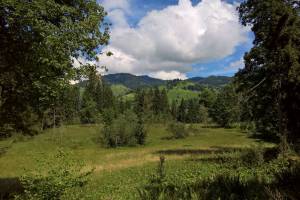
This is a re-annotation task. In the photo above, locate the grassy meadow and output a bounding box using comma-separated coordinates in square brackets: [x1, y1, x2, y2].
[0, 124, 274, 199]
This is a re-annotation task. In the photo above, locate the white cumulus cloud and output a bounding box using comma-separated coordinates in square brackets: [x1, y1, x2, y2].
[150, 70, 188, 80]
[224, 58, 244, 72]
[97, 0, 249, 79]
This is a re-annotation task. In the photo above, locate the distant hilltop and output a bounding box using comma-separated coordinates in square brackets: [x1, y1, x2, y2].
[101, 73, 232, 89]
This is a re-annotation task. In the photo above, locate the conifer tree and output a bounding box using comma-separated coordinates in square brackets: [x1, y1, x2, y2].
[177, 99, 187, 122]
[171, 100, 178, 120]
[160, 89, 170, 114]
[152, 87, 161, 115]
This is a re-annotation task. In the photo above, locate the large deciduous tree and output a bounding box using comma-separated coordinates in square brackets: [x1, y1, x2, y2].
[236, 0, 300, 143]
[0, 0, 109, 134]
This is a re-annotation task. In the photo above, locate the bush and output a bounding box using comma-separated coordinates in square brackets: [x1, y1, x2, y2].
[135, 119, 147, 145]
[240, 121, 256, 134]
[102, 111, 146, 147]
[240, 145, 265, 167]
[167, 121, 188, 139]
[16, 149, 92, 200]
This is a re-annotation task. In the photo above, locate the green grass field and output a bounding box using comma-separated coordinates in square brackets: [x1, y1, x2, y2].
[0, 124, 273, 199]
[111, 84, 131, 97]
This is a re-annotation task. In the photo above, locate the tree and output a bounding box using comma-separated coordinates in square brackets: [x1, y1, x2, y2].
[186, 99, 200, 123]
[102, 110, 146, 147]
[199, 104, 209, 126]
[134, 89, 146, 114]
[236, 0, 300, 142]
[160, 88, 169, 114]
[177, 99, 187, 122]
[152, 87, 161, 115]
[101, 83, 115, 110]
[212, 84, 239, 127]
[135, 118, 147, 145]
[198, 87, 218, 118]
[171, 100, 178, 120]
[0, 0, 109, 134]
[79, 90, 97, 124]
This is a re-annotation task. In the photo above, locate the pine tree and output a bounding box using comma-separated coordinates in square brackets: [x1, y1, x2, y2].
[171, 100, 178, 120]
[80, 91, 97, 124]
[135, 118, 147, 145]
[134, 89, 145, 114]
[152, 87, 161, 115]
[160, 89, 169, 114]
[199, 104, 209, 126]
[187, 99, 200, 123]
[102, 83, 115, 110]
[177, 99, 187, 122]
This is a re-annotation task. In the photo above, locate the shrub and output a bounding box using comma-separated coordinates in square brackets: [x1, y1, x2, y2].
[16, 149, 92, 200]
[240, 121, 256, 134]
[135, 119, 147, 145]
[240, 145, 265, 167]
[167, 121, 188, 139]
[102, 111, 146, 147]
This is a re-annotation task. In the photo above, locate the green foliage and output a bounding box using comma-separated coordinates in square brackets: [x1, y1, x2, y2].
[167, 121, 188, 139]
[17, 150, 92, 200]
[138, 156, 271, 200]
[133, 88, 170, 122]
[211, 84, 240, 127]
[103, 73, 165, 89]
[0, 0, 109, 134]
[236, 0, 300, 142]
[102, 111, 146, 147]
[135, 119, 147, 145]
[138, 150, 299, 200]
[0, 124, 273, 199]
[199, 104, 209, 125]
[240, 145, 265, 167]
[138, 156, 167, 200]
[79, 91, 98, 124]
[111, 84, 131, 97]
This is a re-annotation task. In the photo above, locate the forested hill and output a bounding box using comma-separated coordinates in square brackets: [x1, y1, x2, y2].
[188, 76, 232, 87]
[103, 73, 165, 89]
[101, 73, 232, 89]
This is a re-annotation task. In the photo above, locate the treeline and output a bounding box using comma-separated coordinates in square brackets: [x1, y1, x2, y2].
[133, 85, 240, 128]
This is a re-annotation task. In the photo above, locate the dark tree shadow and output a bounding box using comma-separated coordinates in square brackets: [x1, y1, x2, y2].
[0, 177, 24, 200]
[248, 133, 280, 143]
[155, 146, 244, 156]
[155, 146, 279, 162]
[0, 146, 9, 157]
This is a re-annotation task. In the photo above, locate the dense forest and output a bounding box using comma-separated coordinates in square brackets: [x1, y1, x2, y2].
[0, 0, 299, 199]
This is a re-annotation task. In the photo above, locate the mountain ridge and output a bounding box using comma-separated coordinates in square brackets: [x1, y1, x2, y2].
[103, 73, 232, 89]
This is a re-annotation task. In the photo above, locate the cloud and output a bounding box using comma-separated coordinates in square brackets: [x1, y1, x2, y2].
[101, 0, 131, 13]
[97, 0, 249, 79]
[225, 58, 244, 72]
[150, 70, 188, 80]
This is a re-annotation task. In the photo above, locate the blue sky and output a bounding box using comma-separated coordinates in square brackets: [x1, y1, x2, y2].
[97, 0, 253, 79]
